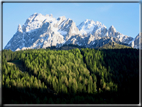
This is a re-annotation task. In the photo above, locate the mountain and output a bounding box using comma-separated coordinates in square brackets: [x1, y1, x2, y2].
[129, 33, 142, 49]
[4, 13, 141, 51]
[99, 41, 132, 49]
[47, 44, 86, 50]
[77, 19, 107, 37]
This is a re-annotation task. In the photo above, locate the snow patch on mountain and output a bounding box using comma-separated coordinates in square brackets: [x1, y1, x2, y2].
[77, 19, 107, 36]
[23, 13, 57, 33]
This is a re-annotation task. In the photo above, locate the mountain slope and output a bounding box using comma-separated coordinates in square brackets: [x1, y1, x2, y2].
[99, 41, 132, 49]
[129, 33, 142, 49]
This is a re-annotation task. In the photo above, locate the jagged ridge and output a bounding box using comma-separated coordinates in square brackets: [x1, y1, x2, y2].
[4, 13, 141, 51]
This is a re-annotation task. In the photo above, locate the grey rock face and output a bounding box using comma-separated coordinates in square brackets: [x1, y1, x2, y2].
[4, 13, 140, 51]
[130, 33, 142, 49]
[108, 25, 116, 36]
[58, 18, 80, 41]
[5, 26, 24, 51]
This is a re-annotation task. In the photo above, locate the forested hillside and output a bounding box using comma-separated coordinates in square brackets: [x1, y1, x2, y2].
[2, 48, 139, 104]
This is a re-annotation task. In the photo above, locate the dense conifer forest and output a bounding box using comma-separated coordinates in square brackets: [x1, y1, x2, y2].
[2, 47, 139, 104]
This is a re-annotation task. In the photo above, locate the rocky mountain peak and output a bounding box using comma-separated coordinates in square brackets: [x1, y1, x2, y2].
[49, 14, 53, 17]
[57, 16, 66, 21]
[84, 19, 94, 24]
[130, 33, 142, 49]
[108, 25, 116, 33]
[17, 24, 23, 33]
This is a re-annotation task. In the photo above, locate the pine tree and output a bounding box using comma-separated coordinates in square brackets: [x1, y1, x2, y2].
[93, 82, 97, 93]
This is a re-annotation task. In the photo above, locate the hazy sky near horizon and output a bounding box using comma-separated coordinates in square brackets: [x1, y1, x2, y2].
[3, 2, 139, 49]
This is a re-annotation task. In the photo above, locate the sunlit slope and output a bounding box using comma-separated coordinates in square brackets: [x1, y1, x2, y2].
[99, 41, 132, 49]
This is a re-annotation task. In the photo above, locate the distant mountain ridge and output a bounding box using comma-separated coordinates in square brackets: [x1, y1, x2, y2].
[4, 13, 141, 51]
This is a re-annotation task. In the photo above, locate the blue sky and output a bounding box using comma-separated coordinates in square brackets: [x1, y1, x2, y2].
[3, 3, 139, 49]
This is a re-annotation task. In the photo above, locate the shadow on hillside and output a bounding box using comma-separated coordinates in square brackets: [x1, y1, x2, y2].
[80, 48, 139, 104]
[7, 60, 26, 73]
[2, 84, 139, 104]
